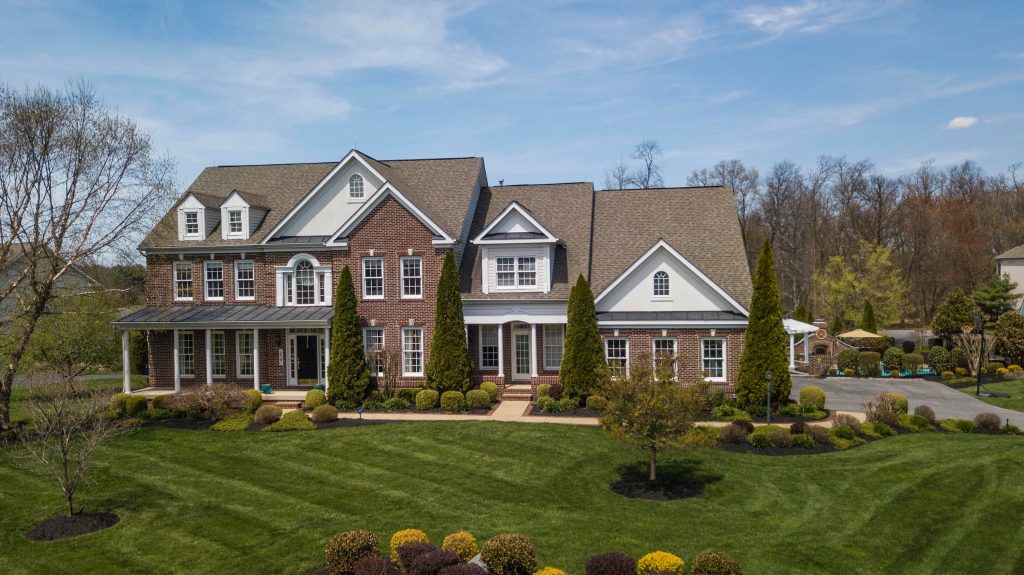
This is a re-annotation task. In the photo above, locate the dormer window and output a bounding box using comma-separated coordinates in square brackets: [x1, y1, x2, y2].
[349, 174, 364, 199]
[183, 210, 201, 239]
[653, 271, 670, 297]
[228, 210, 243, 235]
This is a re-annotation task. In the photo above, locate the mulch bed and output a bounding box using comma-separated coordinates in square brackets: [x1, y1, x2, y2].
[717, 440, 840, 456]
[338, 407, 495, 416]
[525, 406, 601, 418]
[26, 512, 119, 541]
[142, 418, 215, 430]
[610, 460, 722, 500]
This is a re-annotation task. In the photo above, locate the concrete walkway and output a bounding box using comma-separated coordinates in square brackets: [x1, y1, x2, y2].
[790, 375, 1024, 427]
[334, 400, 602, 426]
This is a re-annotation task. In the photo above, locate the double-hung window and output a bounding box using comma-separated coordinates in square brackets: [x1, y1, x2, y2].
[173, 261, 193, 301]
[178, 331, 195, 377]
[236, 331, 254, 377]
[363, 328, 385, 376]
[228, 210, 243, 235]
[702, 338, 726, 381]
[205, 261, 224, 300]
[401, 257, 422, 298]
[402, 328, 423, 376]
[362, 258, 383, 299]
[653, 337, 677, 373]
[479, 325, 499, 370]
[235, 260, 255, 300]
[183, 211, 200, 238]
[211, 331, 225, 378]
[543, 324, 564, 370]
[606, 338, 628, 375]
[495, 256, 536, 288]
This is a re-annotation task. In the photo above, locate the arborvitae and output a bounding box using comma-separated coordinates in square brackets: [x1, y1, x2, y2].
[861, 300, 878, 333]
[829, 314, 844, 336]
[560, 274, 605, 399]
[426, 251, 472, 392]
[327, 265, 370, 404]
[736, 241, 792, 408]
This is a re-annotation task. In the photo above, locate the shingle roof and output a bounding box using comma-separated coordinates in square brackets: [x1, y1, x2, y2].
[591, 187, 752, 309]
[461, 183, 594, 300]
[997, 244, 1024, 259]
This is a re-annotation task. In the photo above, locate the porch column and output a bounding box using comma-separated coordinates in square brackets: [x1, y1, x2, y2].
[253, 328, 261, 391]
[173, 329, 181, 393]
[789, 332, 796, 369]
[497, 323, 504, 379]
[803, 334, 809, 364]
[121, 330, 131, 394]
[205, 329, 213, 385]
[530, 323, 539, 377]
[323, 327, 331, 391]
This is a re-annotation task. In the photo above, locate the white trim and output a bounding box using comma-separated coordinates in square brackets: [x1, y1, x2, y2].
[287, 331, 323, 386]
[542, 324, 564, 371]
[173, 329, 181, 392]
[253, 328, 260, 390]
[401, 327, 424, 377]
[597, 320, 748, 328]
[173, 261, 194, 302]
[594, 239, 750, 316]
[205, 329, 213, 385]
[362, 327, 385, 377]
[497, 323, 504, 378]
[604, 336, 629, 376]
[652, 336, 677, 373]
[121, 331, 131, 393]
[478, 325, 499, 371]
[530, 323, 538, 377]
[471, 201, 559, 244]
[323, 327, 331, 393]
[236, 330, 255, 379]
[464, 314, 568, 325]
[325, 182, 455, 247]
[210, 330, 226, 379]
[361, 257, 385, 300]
[203, 260, 224, 301]
[511, 324, 532, 381]
[234, 260, 256, 300]
[701, 337, 727, 382]
[276, 254, 332, 306]
[400, 255, 423, 299]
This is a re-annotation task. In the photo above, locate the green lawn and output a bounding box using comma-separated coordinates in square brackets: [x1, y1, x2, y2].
[8, 375, 149, 424]
[2, 423, 1023, 575]
[941, 376, 1024, 412]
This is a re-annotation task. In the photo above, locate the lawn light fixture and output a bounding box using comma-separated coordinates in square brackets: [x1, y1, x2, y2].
[974, 310, 984, 396]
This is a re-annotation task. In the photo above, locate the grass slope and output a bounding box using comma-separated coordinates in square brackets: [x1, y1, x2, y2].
[942, 376, 1024, 412]
[8, 375, 148, 424]
[1, 423, 1023, 574]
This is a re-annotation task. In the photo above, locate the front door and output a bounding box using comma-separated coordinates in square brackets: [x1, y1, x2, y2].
[290, 334, 321, 386]
[512, 327, 531, 381]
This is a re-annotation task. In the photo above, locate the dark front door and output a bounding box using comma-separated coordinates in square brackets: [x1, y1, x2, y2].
[297, 335, 319, 384]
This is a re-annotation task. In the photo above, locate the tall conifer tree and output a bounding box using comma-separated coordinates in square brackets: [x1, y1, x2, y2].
[736, 241, 792, 408]
[861, 300, 878, 333]
[560, 274, 605, 399]
[328, 265, 370, 403]
[426, 251, 472, 392]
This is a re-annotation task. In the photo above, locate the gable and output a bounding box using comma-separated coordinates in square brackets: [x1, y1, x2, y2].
[473, 201, 558, 243]
[273, 157, 384, 238]
[491, 210, 539, 234]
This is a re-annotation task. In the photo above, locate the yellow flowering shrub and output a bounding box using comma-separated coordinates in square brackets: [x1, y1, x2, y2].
[390, 529, 429, 563]
[637, 551, 685, 575]
[534, 568, 567, 575]
[442, 531, 479, 562]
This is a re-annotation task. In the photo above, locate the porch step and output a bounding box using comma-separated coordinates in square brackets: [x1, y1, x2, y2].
[500, 384, 534, 401]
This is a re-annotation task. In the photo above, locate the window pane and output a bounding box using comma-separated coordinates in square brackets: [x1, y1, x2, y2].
[653, 271, 669, 296]
[543, 324, 563, 370]
[229, 210, 243, 233]
[235, 261, 254, 299]
[185, 211, 199, 235]
[205, 262, 223, 299]
[295, 261, 316, 305]
[364, 328, 385, 375]
[402, 257, 422, 297]
[178, 332, 195, 376]
[403, 328, 423, 375]
[174, 263, 193, 299]
[237, 331, 254, 376]
[211, 332, 225, 376]
[702, 339, 725, 379]
[606, 338, 627, 374]
[349, 174, 364, 198]
[480, 325, 499, 369]
[363, 258, 383, 297]
[653, 338, 677, 372]
[496, 257, 516, 287]
[517, 257, 536, 287]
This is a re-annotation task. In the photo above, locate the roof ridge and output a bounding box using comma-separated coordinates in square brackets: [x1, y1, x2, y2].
[488, 181, 592, 188]
[212, 161, 337, 168]
[598, 185, 728, 192]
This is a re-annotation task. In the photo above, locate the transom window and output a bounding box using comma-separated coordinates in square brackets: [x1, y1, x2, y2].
[211, 331, 225, 377]
[402, 328, 423, 376]
[184, 211, 200, 237]
[363, 328, 385, 376]
[235, 260, 255, 300]
[174, 261, 193, 300]
[237, 331, 254, 377]
[479, 325, 499, 370]
[282, 257, 328, 306]
[606, 338, 628, 375]
[702, 338, 726, 381]
[543, 324, 564, 370]
[401, 257, 422, 298]
[653, 270, 670, 297]
[349, 174, 364, 199]
[228, 210, 243, 234]
[495, 256, 537, 288]
[653, 337, 677, 373]
[205, 261, 224, 300]
[362, 257, 383, 299]
[178, 331, 195, 377]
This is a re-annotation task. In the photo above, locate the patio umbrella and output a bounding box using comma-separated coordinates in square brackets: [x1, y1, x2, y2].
[838, 328, 883, 339]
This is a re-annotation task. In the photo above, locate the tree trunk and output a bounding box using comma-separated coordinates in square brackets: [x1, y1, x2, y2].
[0, 292, 49, 430]
[66, 492, 75, 516]
[649, 447, 657, 481]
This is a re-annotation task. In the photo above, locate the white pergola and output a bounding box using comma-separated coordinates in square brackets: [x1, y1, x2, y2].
[783, 318, 819, 369]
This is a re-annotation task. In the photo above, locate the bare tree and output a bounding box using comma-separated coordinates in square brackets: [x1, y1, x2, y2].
[15, 379, 128, 515]
[687, 159, 761, 266]
[0, 81, 175, 430]
[627, 139, 663, 189]
[603, 159, 631, 190]
[369, 345, 403, 398]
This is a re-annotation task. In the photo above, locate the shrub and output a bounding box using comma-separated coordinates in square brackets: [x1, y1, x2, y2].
[391, 530, 430, 564]
[124, 396, 148, 416]
[536, 384, 551, 398]
[974, 412, 1002, 431]
[354, 556, 392, 575]
[768, 429, 793, 448]
[305, 389, 327, 409]
[362, 400, 387, 411]
[880, 392, 908, 414]
[791, 433, 815, 449]
[586, 395, 608, 412]
[691, 550, 743, 575]
[398, 543, 439, 574]
[866, 421, 895, 437]
[1003, 423, 1022, 435]
[440, 391, 466, 412]
[547, 383, 564, 400]
[887, 370, 900, 378]
[805, 425, 829, 444]
[941, 371, 955, 379]
[951, 347, 969, 370]
[982, 361, 1005, 375]
[731, 419, 755, 434]
[913, 404, 937, 424]
[833, 414, 862, 434]
[110, 392, 130, 414]
[900, 353, 922, 374]
[718, 423, 748, 443]
[410, 550, 459, 575]
[534, 396, 554, 411]
[897, 413, 933, 432]
[789, 421, 807, 434]
[940, 418, 975, 433]
[325, 530, 380, 575]
[747, 430, 770, 448]
[637, 551, 685, 575]
[584, 552, 636, 575]
[254, 404, 283, 424]
[152, 394, 174, 410]
[440, 565, 488, 575]
[261, 410, 315, 432]
[397, 388, 421, 404]
[385, 397, 411, 411]
[466, 390, 491, 410]
[828, 367, 838, 376]
[480, 533, 536, 575]
[241, 389, 263, 413]
[479, 382, 498, 402]
[311, 404, 339, 423]
[831, 425, 856, 440]
[798, 386, 826, 410]
[882, 347, 904, 372]
[837, 348, 859, 371]
[1010, 364, 1023, 373]
[997, 367, 1010, 377]
[927, 346, 951, 373]
[211, 411, 253, 431]
[168, 384, 247, 419]
[954, 367, 968, 376]
[534, 568, 567, 575]
[857, 351, 881, 377]
[416, 389, 439, 410]
[441, 532, 478, 562]
[711, 404, 750, 422]
[557, 397, 577, 411]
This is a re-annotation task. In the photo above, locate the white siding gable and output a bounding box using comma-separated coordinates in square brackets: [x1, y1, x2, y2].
[218, 192, 267, 241]
[998, 258, 1024, 311]
[275, 160, 384, 237]
[177, 195, 207, 241]
[491, 210, 541, 234]
[482, 245, 550, 294]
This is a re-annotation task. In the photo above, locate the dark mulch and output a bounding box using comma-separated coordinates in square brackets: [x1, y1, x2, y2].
[142, 418, 214, 430]
[339, 407, 495, 416]
[525, 405, 601, 418]
[26, 512, 119, 541]
[718, 440, 839, 456]
[609, 460, 722, 500]
[314, 418, 400, 430]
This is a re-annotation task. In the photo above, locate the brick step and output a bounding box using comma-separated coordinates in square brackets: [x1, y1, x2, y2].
[500, 384, 534, 401]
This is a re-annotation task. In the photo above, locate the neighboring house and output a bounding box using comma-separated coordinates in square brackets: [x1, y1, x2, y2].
[113, 150, 752, 395]
[0, 242, 97, 311]
[996, 245, 1024, 311]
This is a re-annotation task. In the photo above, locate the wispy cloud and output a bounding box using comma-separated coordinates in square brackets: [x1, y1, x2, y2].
[733, 0, 902, 37]
[946, 116, 978, 129]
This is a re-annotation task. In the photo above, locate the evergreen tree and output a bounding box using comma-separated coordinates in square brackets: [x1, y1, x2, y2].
[861, 300, 878, 333]
[327, 265, 371, 404]
[973, 273, 1019, 321]
[560, 274, 605, 399]
[792, 304, 811, 324]
[426, 251, 472, 392]
[932, 288, 980, 342]
[828, 313, 844, 336]
[736, 241, 792, 408]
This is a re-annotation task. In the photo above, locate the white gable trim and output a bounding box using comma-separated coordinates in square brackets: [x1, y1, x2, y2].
[471, 201, 558, 244]
[325, 183, 455, 247]
[220, 190, 250, 208]
[260, 150, 389, 245]
[594, 240, 749, 316]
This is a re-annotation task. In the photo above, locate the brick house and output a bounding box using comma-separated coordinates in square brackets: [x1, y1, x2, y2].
[114, 150, 752, 397]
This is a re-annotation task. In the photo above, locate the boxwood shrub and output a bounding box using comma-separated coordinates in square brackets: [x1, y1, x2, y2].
[927, 346, 951, 373]
[536, 383, 551, 398]
[254, 404, 283, 424]
[690, 550, 742, 575]
[311, 404, 339, 423]
[837, 348, 859, 371]
[480, 533, 536, 575]
[585, 395, 608, 412]
[791, 433, 815, 449]
[390, 529, 430, 564]
[465, 390, 491, 410]
[857, 351, 881, 377]
[440, 391, 466, 412]
[441, 531, 478, 562]
[210, 411, 253, 432]
[354, 556, 391, 575]
[152, 393, 175, 410]
[901, 353, 924, 374]
[584, 552, 636, 575]
[397, 388, 420, 404]
[798, 386, 826, 411]
[384, 397, 411, 411]
[125, 396, 148, 416]
[416, 389, 439, 410]
[479, 381, 498, 402]
[305, 389, 327, 409]
[242, 389, 263, 413]
[325, 530, 380, 575]
[747, 430, 770, 448]
[260, 410, 315, 432]
[940, 418, 975, 433]
[547, 383, 564, 400]
[882, 347, 904, 372]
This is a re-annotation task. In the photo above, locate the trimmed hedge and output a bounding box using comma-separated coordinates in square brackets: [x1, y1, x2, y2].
[901, 353, 924, 374]
[882, 347, 904, 372]
[837, 348, 859, 371]
[857, 351, 881, 377]
[210, 411, 253, 432]
[637, 552, 685, 575]
[391, 529, 430, 564]
[585, 395, 608, 412]
[260, 410, 315, 432]
[479, 382, 498, 402]
[254, 404, 283, 424]
[397, 388, 420, 404]
[798, 386, 826, 410]
[440, 391, 466, 412]
[409, 550, 459, 575]
[466, 390, 491, 410]
[441, 532, 478, 562]
[584, 552, 636, 575]
[480, 533, 536, 575]
[691, 551, 743, 575]
[416, 390, 439, 410]
[311, 404, 339, 423]
[305, 389, 328, 409]
[125, 396, 149, 416]
[927, 346, 951, 373]
[325, 530, 380, 575]
[975, 412, 1002, 430]
[152, 394, 174, 410]
[110, 392, 130, 414]
[536, 383, 551, 398]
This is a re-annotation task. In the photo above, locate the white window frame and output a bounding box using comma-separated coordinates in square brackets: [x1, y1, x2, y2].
[349, 174, 365, 199]
[605, 338, 628, 376]
[282, 258, 330, 306]
[362, 257, 384, 300]
[183, 210, 201, 239]
[401, 256, 422, 299]
[234, 260, 255, 300]
[402, 327, 424, 376]
[701, 338, 726, 382]
[173, 261, 193, 301]
[494, 255, 537, 289]
[653, 270, 670, 298]
[236, 331, 254, 378]
[211, 331, 226, 378]
[653, 337, 678, 373]
[204, 260, 224, 301]
[363, 328, 385, 376]
[178, 331, 195, 377]
[479, 325, 499, 370]
[543, 324, 564, 371]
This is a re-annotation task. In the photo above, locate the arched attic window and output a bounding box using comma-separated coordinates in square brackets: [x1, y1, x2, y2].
[349, 174, 364, 199]
[653, 270, 670, 297]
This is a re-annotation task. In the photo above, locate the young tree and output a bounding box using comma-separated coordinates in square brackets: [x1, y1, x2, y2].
[932, 288, 980, 343]
[25, 292, 120, 381]
[861, 300, 878, 333]
[973, 273, 1019, 321]
[426, 251, 471, 393]
[812, 240, 908, 328]
[599, 354, 705, 481]
[16, 380, 127, 516]
[327, 265, 370, 404]
[737, 241, 792, 408]
[560, 275, 605, 399]
[0, 81, 174, 430]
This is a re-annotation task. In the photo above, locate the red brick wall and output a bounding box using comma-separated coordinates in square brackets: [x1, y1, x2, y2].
[600, 328, 745, 393]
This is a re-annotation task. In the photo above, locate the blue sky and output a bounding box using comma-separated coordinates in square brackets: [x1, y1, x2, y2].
[3, 0, 1022, 188]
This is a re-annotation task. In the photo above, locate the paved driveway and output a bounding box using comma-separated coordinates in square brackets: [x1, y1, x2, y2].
[790, 374, 1024, 427]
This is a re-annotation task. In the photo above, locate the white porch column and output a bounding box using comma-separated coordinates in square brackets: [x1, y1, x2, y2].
[253, 328, 261, 391]
[173, 329, 181, 393]
[323, 327, 331, 391]
[205, 329, 213, 385]
[789, 332, 796, 369]
[530, 323, 539, 377]
[121, 331, 131, 394]
[803, 334, 809, 364]
[497, 323, 504, 379]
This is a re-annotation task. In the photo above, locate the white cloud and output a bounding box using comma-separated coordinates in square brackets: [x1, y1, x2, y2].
[733, 0, 901, 37]
[946, 116, 978, 129]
